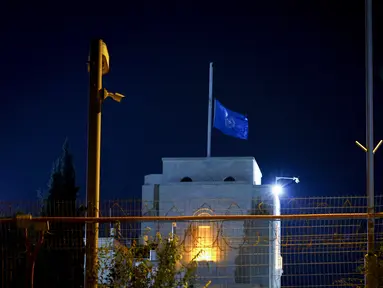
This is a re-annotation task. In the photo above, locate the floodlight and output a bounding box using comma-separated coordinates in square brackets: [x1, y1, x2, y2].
[272, 185, 283, 195]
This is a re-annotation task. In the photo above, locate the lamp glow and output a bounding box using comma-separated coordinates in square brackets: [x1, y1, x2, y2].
[272, 185, 283, 195]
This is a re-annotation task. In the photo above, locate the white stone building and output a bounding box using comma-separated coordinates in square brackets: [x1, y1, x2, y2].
[141, 157, 282, 288]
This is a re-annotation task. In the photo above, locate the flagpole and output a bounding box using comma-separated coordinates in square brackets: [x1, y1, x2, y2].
[207, 62, 213, 157]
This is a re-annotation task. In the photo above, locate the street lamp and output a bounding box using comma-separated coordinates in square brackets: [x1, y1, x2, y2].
[275, 176, 300, 184]
[272, 185, 283, 196]
[272, 176, 300, 196]
[269, 176, 300, 287]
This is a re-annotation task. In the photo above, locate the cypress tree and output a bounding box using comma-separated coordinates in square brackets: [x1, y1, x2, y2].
[35, 139, 85, 288]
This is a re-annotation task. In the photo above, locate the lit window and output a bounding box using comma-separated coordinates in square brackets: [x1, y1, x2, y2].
[192, 225, 216, 262]
[191, 211, 219, 262]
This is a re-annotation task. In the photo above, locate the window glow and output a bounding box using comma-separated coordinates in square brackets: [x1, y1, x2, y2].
[192, 225, 217, 262]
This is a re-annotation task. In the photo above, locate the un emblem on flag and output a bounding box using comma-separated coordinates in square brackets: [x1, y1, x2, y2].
[225, 116, 236, 128]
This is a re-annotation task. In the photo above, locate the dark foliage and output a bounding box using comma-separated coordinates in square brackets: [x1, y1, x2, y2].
[34, 139, 85, 288]
[336, 243, 383, 287]
[0, 220, 27, 288]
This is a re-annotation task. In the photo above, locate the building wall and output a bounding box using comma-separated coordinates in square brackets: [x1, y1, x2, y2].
[161, 157, 262, 184]
[141, 157, 281, 288]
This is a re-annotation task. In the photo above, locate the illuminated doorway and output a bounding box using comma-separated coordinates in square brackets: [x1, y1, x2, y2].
[191, 209, 220, 262]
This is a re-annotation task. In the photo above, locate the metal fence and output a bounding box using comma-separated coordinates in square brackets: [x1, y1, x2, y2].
[1, 196, 383, 287]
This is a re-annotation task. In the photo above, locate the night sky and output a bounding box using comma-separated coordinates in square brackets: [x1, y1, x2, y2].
[1, 1, 383, 202]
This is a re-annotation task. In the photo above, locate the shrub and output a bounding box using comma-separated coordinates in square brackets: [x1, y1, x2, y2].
[97, 231, 198, 287]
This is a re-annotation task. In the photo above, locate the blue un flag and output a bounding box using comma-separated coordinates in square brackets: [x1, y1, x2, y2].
[213, 99, 248, 140]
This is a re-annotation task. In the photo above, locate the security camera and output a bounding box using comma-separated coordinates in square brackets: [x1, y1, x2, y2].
[293, 177, 300, 184]
[101, 89, 125, 103]
[110, 92, 125, 103]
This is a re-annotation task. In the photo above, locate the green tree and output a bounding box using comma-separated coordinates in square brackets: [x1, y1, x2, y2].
[98, 232, 198, 287]
[35, 139, 85, 288]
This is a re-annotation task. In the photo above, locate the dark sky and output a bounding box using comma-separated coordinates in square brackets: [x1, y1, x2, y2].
[1, 1, 383, 201]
